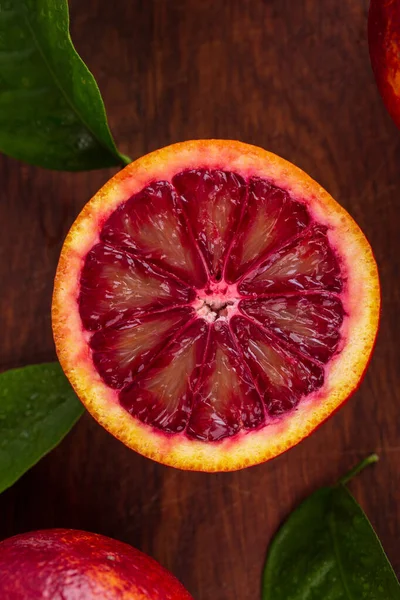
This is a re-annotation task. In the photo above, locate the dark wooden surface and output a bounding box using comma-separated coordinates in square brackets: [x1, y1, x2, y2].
[1, 1, 399, 598]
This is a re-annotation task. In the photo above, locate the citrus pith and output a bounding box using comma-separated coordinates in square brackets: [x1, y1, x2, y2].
[52, 140, 380, 472]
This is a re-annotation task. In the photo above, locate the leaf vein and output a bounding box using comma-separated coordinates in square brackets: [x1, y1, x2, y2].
[18, 3, 121, 162]
[328, 510, 354, 600]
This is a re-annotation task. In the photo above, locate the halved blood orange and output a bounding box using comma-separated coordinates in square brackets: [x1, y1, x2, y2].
[52, 140, 380, 472]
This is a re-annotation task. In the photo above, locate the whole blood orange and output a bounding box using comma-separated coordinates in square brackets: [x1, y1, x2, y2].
[0, 529, 192, 599]
[52, 140, 380, 471]
[369, 0, 400, 129]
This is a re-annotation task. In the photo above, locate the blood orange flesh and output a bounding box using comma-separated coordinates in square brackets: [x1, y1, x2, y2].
[53, 140, 380, 471]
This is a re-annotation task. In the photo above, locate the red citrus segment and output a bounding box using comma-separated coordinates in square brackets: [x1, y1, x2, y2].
[231, 316, 324, 416]
[79, 243, 195, 330]
[239, 294, 344, 363]
[225, 177, 310, 283]
[172, 169, 246, 280]
[90, 308, 193, 388]
[186, 322, 265, 441]
[120, 319, 208, 433]
[239, 226, 342, 295]
[101, 181, 207, 287]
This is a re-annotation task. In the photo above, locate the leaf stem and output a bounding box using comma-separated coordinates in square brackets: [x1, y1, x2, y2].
[338, 453, 379, 486]
[119, 153, 132, 166]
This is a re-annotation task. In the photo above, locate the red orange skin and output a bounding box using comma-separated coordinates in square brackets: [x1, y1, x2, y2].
[0, 529, 193, 600]
[369, 0, 400, 128]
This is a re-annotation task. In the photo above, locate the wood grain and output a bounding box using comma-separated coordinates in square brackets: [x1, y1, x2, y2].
[0, 1, 399, 598]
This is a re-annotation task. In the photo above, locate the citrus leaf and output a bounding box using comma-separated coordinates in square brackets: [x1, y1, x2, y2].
[0, 0, 130, 170]
[263, 455, 400, 600]
[0, 362, 84, 494]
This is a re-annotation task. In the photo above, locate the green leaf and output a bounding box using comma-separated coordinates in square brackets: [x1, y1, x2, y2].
[0, 0, 130, 170]
[0, 362, 84, 493]
[263, 455, 400, 600]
